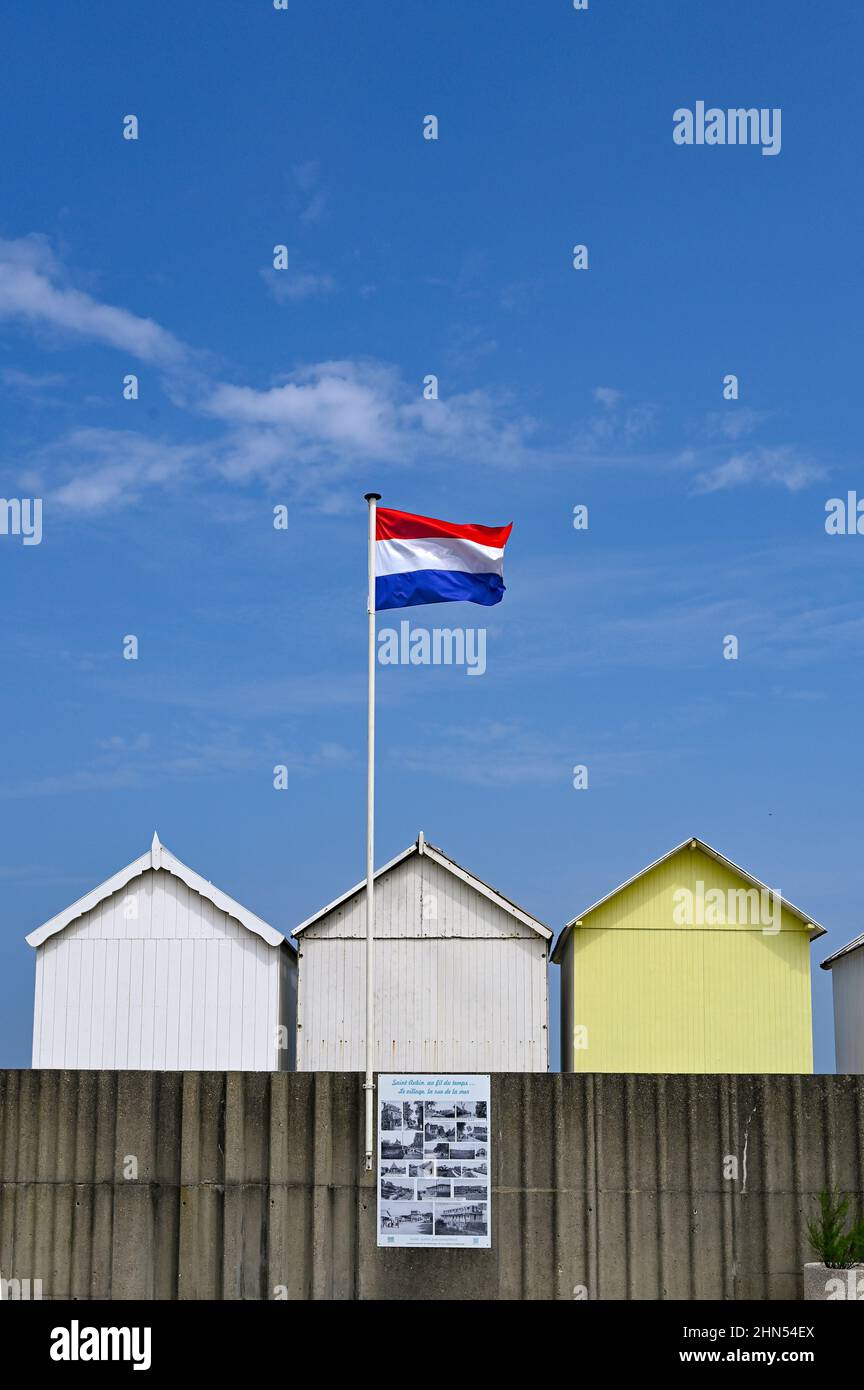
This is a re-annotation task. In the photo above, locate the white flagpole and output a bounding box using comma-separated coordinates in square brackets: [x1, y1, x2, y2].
[363, 491, 381, 1171]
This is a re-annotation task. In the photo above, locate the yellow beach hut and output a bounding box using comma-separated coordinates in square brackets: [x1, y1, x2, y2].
[552, 836, 825, 1074]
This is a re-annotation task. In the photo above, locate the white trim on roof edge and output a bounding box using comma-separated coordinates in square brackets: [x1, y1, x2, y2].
[292, 833, 552, 940]
[551, 835, 825, 963]
[820, 932, 864, 969]
[25, 832, 285, 949]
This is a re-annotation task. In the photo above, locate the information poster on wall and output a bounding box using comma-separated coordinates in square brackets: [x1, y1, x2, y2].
[377, 1074, 492, 1249]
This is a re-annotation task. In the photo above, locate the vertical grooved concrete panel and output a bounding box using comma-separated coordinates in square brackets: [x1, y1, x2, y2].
[2, 1071, 864, 1300]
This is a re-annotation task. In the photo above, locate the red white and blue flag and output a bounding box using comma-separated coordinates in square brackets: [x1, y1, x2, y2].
[375, 507, 513, 611]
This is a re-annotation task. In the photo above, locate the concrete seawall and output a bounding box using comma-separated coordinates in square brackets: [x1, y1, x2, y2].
[1, 1070, 862, 1299]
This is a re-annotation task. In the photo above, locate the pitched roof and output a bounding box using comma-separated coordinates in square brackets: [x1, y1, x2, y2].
[292, 832, 552, 940]
[25, 832, 284, 949]
[820, 932, 864, 970]
[551, 835, 825, 963]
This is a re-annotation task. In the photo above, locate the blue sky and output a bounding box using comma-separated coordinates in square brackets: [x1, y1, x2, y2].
[1, 1, 862, 1070]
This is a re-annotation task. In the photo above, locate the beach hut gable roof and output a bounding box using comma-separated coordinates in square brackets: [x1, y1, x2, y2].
[292, 832, 552, 941]
[551, 835, 825, 963]
[25, 832, 284, 949]
[820, 931, 864, 970]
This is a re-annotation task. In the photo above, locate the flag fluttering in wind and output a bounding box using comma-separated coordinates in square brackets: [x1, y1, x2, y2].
[360, 494, 513, 1171]
[374, 507, 513, 611]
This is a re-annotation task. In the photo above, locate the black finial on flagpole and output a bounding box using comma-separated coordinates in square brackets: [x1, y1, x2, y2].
[365, 492, 382, 501]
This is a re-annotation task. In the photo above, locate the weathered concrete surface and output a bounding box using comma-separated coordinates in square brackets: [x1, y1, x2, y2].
[1, 1071, 863, 1300]
[803, 1262, 864, 1300]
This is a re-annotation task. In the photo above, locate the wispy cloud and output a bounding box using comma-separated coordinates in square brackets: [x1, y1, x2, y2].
[391, 718, 665, 789]
[0, 724, 355, 800]
[691, 445, 823, 493]
[92, 672, 365, 720]
[3, 236, 831, 516]
[577, 389, 656, 450]
[260, 266, 336, 302]
[203, 359, 543, 478]
[1, 366, 67, 394]
[206, 360, 397, 443]
[292, 161, 328, 223]
[444, 324, 499, 373]
[0, 235, 188, 367]
[507, 542, 864, 675]
[35, 428, 205, 512]
[703, 407, 773, 441]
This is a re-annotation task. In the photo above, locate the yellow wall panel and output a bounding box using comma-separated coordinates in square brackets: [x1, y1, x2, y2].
[564, 845, 815, 1073]
[579, 845, 807, 934]
[701, 930, 812, 1072]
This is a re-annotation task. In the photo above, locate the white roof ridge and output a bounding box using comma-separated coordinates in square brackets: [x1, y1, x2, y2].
[552, 835, 825, 963]
[25, 838, 284, 949]
[820, 930, 864, 969]
[292, 834, 551, 940]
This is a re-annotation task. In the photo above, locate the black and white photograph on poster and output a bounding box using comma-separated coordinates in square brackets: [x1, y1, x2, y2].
[380, 1204, 434, 1236]
[456, 1121, 487, 1143]
[424, 1120, 456, 1143]
[378, 1075, 492, 1249]
[453, 1182, 487, 1201]
[381, 1103, 402, 1132]
[434, 1203, 488, 1238]
[408, 1160, 434, 1178]
[404, 1131, 424, 1158]
[450, 1145, 476, 1161]
[417, 1179, 451, 1200]
[381, 1177, 415, 1201]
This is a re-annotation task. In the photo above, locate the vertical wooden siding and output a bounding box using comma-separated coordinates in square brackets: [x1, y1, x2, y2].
[831, 951, 864, 1072]
[565, 846, 814, 1074]
[32, 871, 289, 1071]
[297, 855, 548, 1071]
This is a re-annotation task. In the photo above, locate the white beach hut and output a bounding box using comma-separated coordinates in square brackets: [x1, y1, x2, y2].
[293, 832, 551, 1073]
[821, 933, 864, 1073]
[26, 833, 296, 1071]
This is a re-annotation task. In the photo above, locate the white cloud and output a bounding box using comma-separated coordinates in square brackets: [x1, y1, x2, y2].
[261, 267, 336, 302]
[43, 428, 204, 512]
[204, 360, 541, 477]
[100, 672, 364, 719]
[0, 723, 354, 799]
[1, 367, 67, 392]
[292, 161, 327, 222]
[0, 235, 188, 366]
[3, 236, 823, 514]
[704, 407, 772, 441]
[293, 161, 319, 192]
[29, 358, 541, 512]
[206, 360, 397, 447]
[692, 446, 823, 494]
[392, 718, 663, 789]
[300, 193, 327, 224]
[579, 390, 656, 449]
